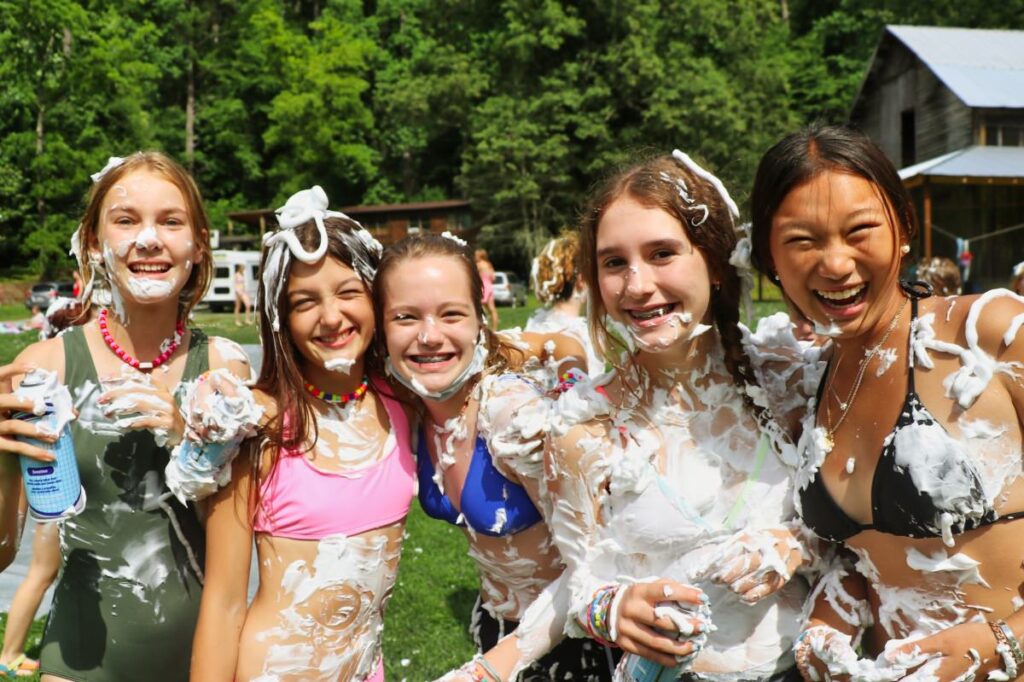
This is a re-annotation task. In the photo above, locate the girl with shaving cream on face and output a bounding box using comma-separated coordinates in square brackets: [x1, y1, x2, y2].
[752, 126, 1024, 680]
[0, 152, 251, 682]
[191, 188, 415, 681]
[372, 234, 618, 680]
[526, 233, 604, 377]
[534, 152, 819, 681]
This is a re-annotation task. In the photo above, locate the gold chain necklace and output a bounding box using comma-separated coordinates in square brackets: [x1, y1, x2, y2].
[823, 297, 908, 452]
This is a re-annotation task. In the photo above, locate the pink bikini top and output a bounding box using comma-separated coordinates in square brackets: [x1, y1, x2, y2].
[252, 384, 416, 540]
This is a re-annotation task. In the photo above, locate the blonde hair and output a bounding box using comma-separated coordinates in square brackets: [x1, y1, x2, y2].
[530, 233, 579, 305]
[74, 151, 213, 320]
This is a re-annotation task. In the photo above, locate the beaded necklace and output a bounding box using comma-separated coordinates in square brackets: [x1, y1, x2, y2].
[304, 376, 369, 404]
[99, 307, 185, 371]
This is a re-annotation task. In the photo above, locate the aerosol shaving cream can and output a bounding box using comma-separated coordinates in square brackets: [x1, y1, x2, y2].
[617, 654, 688, 682]
[13, 370, 86, 521]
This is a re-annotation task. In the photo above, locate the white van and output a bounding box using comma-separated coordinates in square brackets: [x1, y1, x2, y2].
[203, 250, 261, 312]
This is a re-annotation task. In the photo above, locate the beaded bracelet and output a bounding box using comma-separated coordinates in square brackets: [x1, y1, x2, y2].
[555, 369, 584, 393]
[990, 620, 1020, 678]
[580, 584, 618, 646]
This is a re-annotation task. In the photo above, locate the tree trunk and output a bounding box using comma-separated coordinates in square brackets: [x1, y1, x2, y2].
[36, 103, 45, 224]
[186, 56, 195, 172]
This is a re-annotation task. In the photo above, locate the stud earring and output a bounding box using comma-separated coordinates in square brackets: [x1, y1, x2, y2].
[900, 244, 910, 255]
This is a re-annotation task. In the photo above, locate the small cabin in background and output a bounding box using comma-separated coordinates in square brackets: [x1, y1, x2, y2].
[223, 199, 474, 249]
[849, 25, 1024, 290]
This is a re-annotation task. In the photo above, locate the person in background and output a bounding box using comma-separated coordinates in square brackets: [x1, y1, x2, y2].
[233, 264, 253, 326]
[915, 256, 961, 296]
[0, 494, 56, 678]
[526, 233, 604, 377]
[475, 248, 500, 330]
[24, 308, 44, 332]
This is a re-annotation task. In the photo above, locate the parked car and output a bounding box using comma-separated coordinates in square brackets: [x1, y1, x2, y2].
[492, 271, 527, 307]
[202, 250, 261, 312]
[25, 281, 75, 310]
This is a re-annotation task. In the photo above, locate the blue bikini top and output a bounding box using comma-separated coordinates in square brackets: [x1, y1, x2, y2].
[416, 429, 542, 537]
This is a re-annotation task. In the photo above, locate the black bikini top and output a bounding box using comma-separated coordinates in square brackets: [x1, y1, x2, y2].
[799, 293, 1022, 543]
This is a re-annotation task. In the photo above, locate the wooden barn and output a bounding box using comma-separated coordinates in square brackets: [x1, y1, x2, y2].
[223, 199, 474, 249]
[849, 25, 1024, 290]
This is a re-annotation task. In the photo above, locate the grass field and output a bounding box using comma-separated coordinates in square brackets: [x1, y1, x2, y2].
[0, 295, 788, 680]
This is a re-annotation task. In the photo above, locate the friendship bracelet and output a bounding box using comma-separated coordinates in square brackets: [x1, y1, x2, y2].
[580, 584, 618, 646]
[996, 620, 1024, 666]
[990, 620, 1019, 678]
[607, 584, 627, 645]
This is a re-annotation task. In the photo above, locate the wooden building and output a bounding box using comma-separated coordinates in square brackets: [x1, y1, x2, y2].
[849, 25, 1024, 289]
[224, 199, 474, 248]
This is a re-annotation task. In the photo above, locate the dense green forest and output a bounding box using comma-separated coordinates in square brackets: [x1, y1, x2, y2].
[1, 0, 1021, 275]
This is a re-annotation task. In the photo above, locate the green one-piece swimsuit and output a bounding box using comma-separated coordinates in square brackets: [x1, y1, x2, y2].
[39, 326, 208, 681]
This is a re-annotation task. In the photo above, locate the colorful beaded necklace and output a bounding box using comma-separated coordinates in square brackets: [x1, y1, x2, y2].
[99, 307, 185, 371]
[304, 376, 369, 404]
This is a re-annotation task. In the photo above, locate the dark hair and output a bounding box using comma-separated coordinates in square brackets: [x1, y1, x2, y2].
[372, 234, 524, 377]
[251, 217, 384, 516]
[74, 151, 214, 321]
[578, 153, 763, 417]
[749, 124, 917, 278]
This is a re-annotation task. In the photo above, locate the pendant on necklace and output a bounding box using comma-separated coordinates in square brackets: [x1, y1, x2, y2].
[823, 431, 835, 453]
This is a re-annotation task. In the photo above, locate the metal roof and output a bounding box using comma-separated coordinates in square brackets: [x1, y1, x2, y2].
[899, 145, 1024, 181]
[887, 25, 1024, 108]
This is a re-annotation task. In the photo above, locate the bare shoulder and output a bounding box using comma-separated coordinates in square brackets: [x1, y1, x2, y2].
[13, 337, 65, 379]
[206, 335, 253, 381]
[520, 330, 585, 361]
[251, 387, 279, 425]
[930, 291, 1024, 357]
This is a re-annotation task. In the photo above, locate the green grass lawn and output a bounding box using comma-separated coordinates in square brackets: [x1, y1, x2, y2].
[0, 304, 29, 322]
[0, 296, 792, 680]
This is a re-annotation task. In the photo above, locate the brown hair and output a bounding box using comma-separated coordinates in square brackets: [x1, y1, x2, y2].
[578, 153, 763, 416]
[531, 233, 579, 305]
[251, 217, 385, 516]
[750, 124, 917, 280]
[373, 234, 524, 378]
[915, 256, 961, 296]
[73, 151, 213, 320]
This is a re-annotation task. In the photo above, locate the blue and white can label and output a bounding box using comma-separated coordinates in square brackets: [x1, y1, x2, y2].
[14, 372, 86, 522]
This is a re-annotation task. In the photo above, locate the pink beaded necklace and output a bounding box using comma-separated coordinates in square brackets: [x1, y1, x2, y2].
[99, 308, 185, 371]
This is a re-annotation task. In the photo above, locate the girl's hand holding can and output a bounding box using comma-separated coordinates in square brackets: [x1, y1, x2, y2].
[0, 363, 57, 462]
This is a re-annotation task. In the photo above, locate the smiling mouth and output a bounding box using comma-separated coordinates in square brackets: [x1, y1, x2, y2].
[129, 263, 171, 274]
[316, 328, 356, 348]
[628, 303, 677, 322]
[409, 353, 455, 365]
[814, 284, 867, 309]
